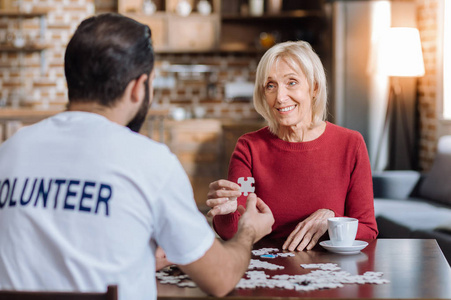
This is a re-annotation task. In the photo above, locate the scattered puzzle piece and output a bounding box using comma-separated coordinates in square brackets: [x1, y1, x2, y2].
[260, 254, 277, 259]
[248, 259, 285, 270]
[237, 177, 255, 196]
[277, 252, 295, 257]
[252, 248, 279, 256]
[301, 263, 342, 271]
[156, 249, 390, 291]
[252, 247, 295, 258]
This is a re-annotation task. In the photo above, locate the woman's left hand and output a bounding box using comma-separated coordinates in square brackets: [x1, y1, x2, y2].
[282, 209, 335, 251]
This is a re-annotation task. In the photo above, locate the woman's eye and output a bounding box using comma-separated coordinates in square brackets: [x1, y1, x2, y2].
[265, 83, 275, 90]
[288, 81, 297, 86]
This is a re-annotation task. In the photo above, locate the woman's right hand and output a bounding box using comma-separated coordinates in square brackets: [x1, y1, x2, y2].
[206, 179, 242, 218]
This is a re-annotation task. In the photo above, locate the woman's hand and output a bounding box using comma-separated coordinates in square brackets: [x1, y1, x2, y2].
[206, 179, 242, 218]
[282, 209, 335, 251]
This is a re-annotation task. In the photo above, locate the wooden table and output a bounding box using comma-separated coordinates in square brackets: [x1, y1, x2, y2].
[157, 238, 451, 299]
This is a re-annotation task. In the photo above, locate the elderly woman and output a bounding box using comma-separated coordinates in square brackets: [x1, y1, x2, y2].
[207, 41, 378, 251]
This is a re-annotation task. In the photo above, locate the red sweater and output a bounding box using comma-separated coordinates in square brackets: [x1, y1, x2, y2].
[213, 122, 378, 240]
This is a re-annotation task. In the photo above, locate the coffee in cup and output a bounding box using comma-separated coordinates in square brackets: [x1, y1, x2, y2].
[327, 217, 358, 247]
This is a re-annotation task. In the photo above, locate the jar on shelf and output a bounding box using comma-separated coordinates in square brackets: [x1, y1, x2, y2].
[143, 0, 157, 15]
[176, 0, 192, 16]
[197, 0, 211, 15]
[249, 0, 264, 16]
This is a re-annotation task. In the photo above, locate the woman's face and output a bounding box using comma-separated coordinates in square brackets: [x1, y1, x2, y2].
[264, 58, 313, 129]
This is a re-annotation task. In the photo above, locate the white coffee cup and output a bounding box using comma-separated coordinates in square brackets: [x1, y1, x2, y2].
[327, 217, 358, 247]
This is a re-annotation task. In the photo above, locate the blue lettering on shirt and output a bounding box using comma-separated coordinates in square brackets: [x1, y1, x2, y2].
[53, 179, 66, 209]
[64, 180, 80, 210]
[34, 178, 53, 208]
[79, 181, 95, 213]
[96, 184, 112, 216]
[9, 178, 18, 207]
[0, 179, 10, 208]
[0, 177, 112, 217]
[20, 178, 37, 206]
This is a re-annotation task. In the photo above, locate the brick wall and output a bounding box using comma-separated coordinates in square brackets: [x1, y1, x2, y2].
[153, 52, 262, 121]
[417, 0, 438, 171]
[0, 0, 94, 109]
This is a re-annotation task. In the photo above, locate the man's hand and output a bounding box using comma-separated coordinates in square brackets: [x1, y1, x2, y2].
[282, 208, 334, 251]
[206, 179, 242, 218]
[236, 193, 274, 244]
[155, 246, 172, 271]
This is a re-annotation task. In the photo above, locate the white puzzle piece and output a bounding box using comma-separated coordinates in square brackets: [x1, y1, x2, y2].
[237, 177, 255, 196]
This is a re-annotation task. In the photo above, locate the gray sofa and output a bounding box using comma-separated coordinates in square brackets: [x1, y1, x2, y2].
[373, 135, 451, 265]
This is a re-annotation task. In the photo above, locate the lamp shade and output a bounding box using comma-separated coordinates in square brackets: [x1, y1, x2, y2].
[378, 27, 425, 77]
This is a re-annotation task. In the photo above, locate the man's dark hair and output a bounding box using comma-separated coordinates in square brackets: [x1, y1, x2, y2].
[64, 13, 154, 107]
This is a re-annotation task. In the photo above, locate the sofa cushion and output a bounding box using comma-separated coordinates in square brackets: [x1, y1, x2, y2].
[372, 170, 420, 200]
[418, 135, 451, 205]
[435, 220, 451, 232]
[374, 198, 451, 232]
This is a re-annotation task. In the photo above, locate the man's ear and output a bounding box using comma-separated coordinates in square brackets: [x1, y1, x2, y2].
[130, 74, 149, 104]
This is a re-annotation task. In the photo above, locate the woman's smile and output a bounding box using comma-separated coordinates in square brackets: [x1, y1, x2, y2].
[276, 105, 297, 113]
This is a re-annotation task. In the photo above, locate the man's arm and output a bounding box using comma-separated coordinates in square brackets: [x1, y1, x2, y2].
[178, 193, 274, 297]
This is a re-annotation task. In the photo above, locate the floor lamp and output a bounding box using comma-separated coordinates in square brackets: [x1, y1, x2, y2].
[374, 27, 425, 170]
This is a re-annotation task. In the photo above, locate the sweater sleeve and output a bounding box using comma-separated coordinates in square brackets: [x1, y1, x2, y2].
[345, 135, 379, 239]
[212, 136, 253, 240]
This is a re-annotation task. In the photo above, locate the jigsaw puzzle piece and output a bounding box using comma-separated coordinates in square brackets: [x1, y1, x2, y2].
[237, 177, 255, 196]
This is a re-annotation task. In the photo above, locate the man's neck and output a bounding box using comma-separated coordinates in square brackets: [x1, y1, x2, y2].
[67, 101, 128, 126]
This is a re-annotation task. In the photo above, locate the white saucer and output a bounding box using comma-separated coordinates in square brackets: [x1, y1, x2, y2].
[319, 240, 369, 255]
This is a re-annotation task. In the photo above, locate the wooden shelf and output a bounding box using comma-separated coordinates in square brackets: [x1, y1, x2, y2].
[221, 9, 325, 21]
[0, 7, 50, 85]
[0, 45, 49, 52]
[217, 44, 264, 53]
[0, 8, 50, 17]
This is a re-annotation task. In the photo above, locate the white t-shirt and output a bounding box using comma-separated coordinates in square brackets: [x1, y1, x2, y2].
[0, 111, 215, 300]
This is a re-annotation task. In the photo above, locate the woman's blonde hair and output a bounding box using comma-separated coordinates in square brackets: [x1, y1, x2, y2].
[253, 41, 327, 134]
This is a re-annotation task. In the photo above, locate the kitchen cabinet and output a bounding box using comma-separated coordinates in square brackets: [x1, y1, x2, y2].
[167, 14, 219, 51]
[124, 12, 219, 52]
[118, 0, 220, 52]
